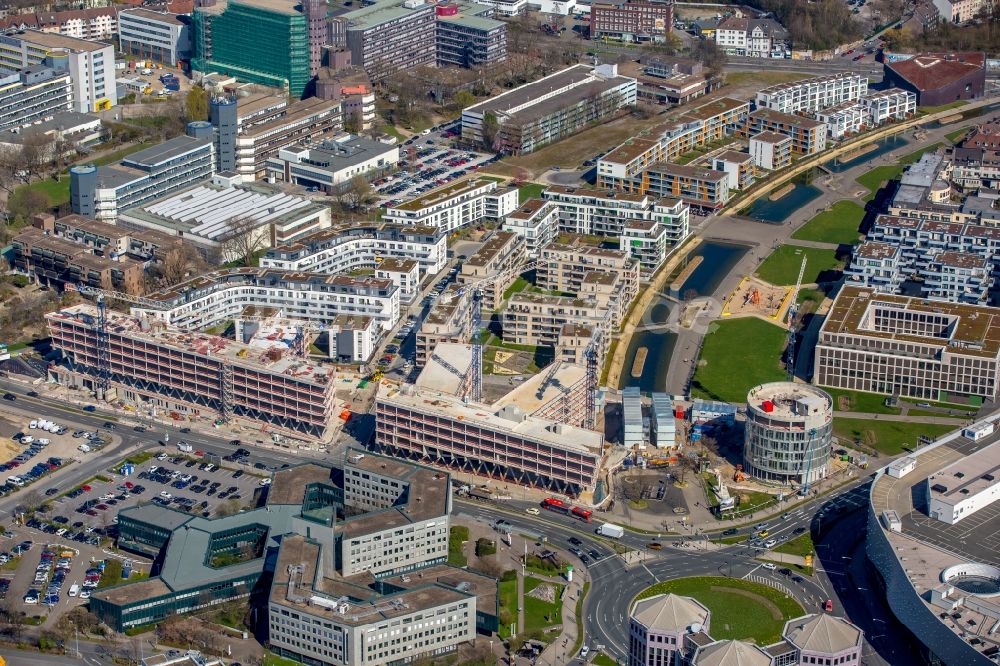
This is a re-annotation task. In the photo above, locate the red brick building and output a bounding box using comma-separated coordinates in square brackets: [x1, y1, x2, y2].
[590, 0, 673, 43]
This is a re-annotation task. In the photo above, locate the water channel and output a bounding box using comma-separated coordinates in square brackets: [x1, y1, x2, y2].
[742, 170, 822, 223]
[619, 241, 749, 392]
[823, 134, 909, 173]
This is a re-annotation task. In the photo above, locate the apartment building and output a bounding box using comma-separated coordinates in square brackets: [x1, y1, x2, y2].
[933, 0, 988, 23]
[712, 150, 754, 190]
[861, 88, 917, 125]
[436, 5, 507, 68]
[375, 258, 420, 304]
[11, 212, 184, 293]
[332, 0, 437, 82]
[116, 181, 332, 263]
[416, 285, 471, 367]
[48, 304, 339, 438]
[951, 124, 1000, 191]
[627, 162, 730, 210]
[749, 131, 792, 171]
[597, 97, 749, 187]
[383, 178, 518, 233]
[232, 96, 343, 179]
[922, 251, 990, 304]
[503, 292, 606, 348]
[265, 135, 399, 192]
[589, 0, 673, 43]
[745, 108, 827, 155]
[755, 73, 868, 115]
[457, 230, 526, 310]
[462, 64, 636, 154]
[621, 219, 669, 276]
[814, 285, 1000, 402]
[472, 0, 526, 15]
[502, 199, 559, 257]
[375, 382, 604, 495]
[537, 241, 639, 314]
[0, 65, 71, 131]
[1, 8, 118, 40]
[132, 267, 400, 333]
[70, 128, 214, 223]
[192, 0, 319, 98]
[330, 314, 379, 361]
[118, 8, 191, 66]
[714, 16, 789, 57]
[844, 241, 905, 293]
[0, 30, 115, 112]
[816, 101, 867, 140]
[260, 222, 447, 280]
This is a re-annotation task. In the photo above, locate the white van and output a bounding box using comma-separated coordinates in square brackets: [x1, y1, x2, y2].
[68, 584, 80, 597]
[7, 477, 23, 487]
[29, 420, 38, 429]
[77, 444, 91, 453]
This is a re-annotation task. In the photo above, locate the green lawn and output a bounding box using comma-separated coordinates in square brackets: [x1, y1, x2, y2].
[448, 525, 469, 567]
[917, 100, 968, 114]
[823, 387, 901, 415]
[906, 409, 968, 419]
[16, 178, 69, 208]
[523, 576, 563, 629]
[593, 655, 617, 666]
[503, 276, 530, 300]
[773, 533, 814, 558]
[264, 650, 304, 666]
[791, 201, 865, 245]
[498, 577, 518, 639]
[833, 418, 956, 455]
[636, 576, 804, 645]
[946, 128, 969, 144]
[856, 165, 904, 201]
[900, 142, 942, 165]
[754, 245, 843, 286]
[691, 318, 788, 403]
[518, 182, 545, 203]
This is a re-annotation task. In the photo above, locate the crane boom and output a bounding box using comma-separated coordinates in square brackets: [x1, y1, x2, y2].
[785, 255, 808, 380]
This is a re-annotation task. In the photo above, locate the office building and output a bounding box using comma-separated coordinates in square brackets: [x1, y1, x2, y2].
[462, 64, 637, 154]
[815, 285, 1000, 402]
[745, 108, 827, 156]
[926, 441, 1000, 524]
[714, 16, 789, 57]
[116, 180, 332, 262]
[457, 230, 526, 311]
[261, 222, 447, 281]
[70, 126, 214, 223]
[628, 593, 711, 666]
[502, 199, 558, 258]
[331, 0, 437, 83]
[118, 9, 191, 66]
[384, 178, 518, 233]
[131, 267, 400, 333]
[626, 162, 730, 210]
[192, 0, 322, 98]
[755, 73, 868, 115]
[435, 3, 507, 68]
[0, 109, 100, 160]
[0, 30, 115, 112]
[749, 131, 792, 172]
[472, 0, 526, 15]
[597, 97, 749, 187]
[375, 381, 604, 495]
[47, 304, 340, 438]
[589, 0, 673, 44]
[0, 65, 71, 131]
[265, 134, 399, 193]
[883, 52, 986, 106]
[743, 382, 833, 485]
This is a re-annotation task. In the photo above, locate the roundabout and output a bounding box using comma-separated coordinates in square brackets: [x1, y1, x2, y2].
[633, 576, 805, 645]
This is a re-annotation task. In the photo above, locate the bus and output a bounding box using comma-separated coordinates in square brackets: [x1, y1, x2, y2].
[541, 497, 571, 515]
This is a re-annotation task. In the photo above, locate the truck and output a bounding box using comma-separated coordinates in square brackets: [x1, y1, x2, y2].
[177, 442, 193, 453]
[596, 523, 624, 539]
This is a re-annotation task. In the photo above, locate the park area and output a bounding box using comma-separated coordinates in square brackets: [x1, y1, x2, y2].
[832, 418, 956, 455]
[691, 318, 788, 403]
[754, 244, 844, 286]
[635, 576, 804, 645]
[791, 201, 865, 245]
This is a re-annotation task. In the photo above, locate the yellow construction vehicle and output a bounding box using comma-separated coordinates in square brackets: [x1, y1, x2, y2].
[371, 368, 384, 382]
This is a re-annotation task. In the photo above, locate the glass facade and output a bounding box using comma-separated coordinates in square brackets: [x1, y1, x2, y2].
[193, 2, 311, 98]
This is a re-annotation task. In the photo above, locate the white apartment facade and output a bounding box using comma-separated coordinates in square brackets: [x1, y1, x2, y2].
[0, 30, 116, 112]
[755, 73, 869, 115]
[473, 0, 527, 15]
[384, 178, 519, 233]
[933, 0, 988, 23]
[861, 88, 917, 125]
[502, 199, 558, 257]
[375, 258, 421, 304]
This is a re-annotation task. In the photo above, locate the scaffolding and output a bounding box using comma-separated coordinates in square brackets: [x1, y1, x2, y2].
[220, 363, 234, 423]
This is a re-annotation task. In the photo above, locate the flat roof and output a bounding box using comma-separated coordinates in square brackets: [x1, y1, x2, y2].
[820, 286, 1000, 358]
[122, 135, 211, 167]
[466, 64, 598, 115]
[750, 107, 825, 129]
[758, 72, 863, 95]
[928, 440, 1000, 506]
[230, 0, 300, 16]
[497, 360, 588, 415]
[415, 342, 472, 397]
[937, 251, 987, 269]
[389, 177, 493, 212]
[376, 257, 417, 272]
[7, 29, 108, 52]
[282, 134, 397, 171]
[339, 0, 432, 31]
[120, 7, 186, 24]
[243, 97, 340, 138]
[270, 463, 334, 505]
[506, 198, 549, 221]
[466, 230, 520, 267]
[854, 241, 899, 259]
[751, 131, 792, 144]
[647, 162, 727, 181]
[92, 577, 173, 605]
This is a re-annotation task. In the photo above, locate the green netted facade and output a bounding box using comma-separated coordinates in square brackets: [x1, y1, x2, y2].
[192, 1, 311, 98]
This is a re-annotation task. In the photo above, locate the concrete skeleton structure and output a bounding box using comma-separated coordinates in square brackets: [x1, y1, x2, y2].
[815, 286, 1000, 402]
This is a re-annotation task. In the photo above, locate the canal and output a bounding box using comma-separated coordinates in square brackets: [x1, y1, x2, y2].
[619, 241, 750, 392]
[822, 134, 909, 173]
[742, 170, 822, 223]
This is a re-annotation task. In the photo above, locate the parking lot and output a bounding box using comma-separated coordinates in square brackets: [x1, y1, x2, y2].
[374, 128, 499, 206]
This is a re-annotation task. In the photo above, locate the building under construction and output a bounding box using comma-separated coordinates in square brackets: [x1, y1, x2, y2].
[375, 354, 603, 496]
[46, 304, 339, 440]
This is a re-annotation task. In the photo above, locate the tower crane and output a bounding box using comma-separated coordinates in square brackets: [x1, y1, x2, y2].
[784, 255, 808, 381]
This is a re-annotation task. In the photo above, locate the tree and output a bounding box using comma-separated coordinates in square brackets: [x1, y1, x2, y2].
[338, 175, 376, 211]
[692, 39, 725, 78]
[186, 85, 210, 122]
[481, 112, 500, 151]
[147, 245, 207, 288]
[215, 498, 241, 518]
[17, 490, 44, 514]
[454, 89, 476, 109]
[19, 133, 56, 180]
[7, 188, 50, 221]
[220, 216, 267, 267]
[344, 109, 363, 135]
